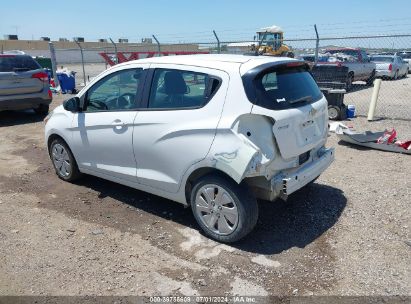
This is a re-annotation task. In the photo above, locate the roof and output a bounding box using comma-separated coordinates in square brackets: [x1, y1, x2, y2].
[116, 54, 296, 75]
[257, 25, 283, 33]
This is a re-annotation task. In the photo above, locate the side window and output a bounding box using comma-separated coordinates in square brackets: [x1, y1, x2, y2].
[85, 68, 143, 112]
[361, 51, 369, 62]
[148, 68, 220, 109]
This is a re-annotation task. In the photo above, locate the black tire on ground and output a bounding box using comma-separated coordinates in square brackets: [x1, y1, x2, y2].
[346, 73, 354, 91]
[34, 104, 49, 115]
[286, 51, 295, 58]
[190, 174, 258, 243]
[328, 105, 341, 120]
[366, 70, 376, 86]
[393, 70, 398, 80]
[49, 138, 82, 182]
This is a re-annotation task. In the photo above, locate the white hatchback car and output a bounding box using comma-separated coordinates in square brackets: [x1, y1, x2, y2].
[45, 54, 334, 242]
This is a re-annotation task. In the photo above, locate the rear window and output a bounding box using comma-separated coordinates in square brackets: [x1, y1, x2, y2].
[370, 56, 394, 63]
[243, 64, 323, 110]
[0, 55, 41, 72]
[399, 53, 411, 59]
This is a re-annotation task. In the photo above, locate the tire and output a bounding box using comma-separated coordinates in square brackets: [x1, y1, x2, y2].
[328, 105, 341, 120]
[346, 73, 354, 91]
[49, 138, 81, 182]
[190, 174, 258, 243]
[366, 70, 375, 86]
[34, 104, 49, 115]
[393, 70, 398, 80]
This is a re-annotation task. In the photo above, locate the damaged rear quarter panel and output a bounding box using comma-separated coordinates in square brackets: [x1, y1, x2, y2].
[207, 114, 278, 183]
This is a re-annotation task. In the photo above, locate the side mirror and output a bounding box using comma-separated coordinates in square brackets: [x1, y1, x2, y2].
[63, 97, 81, 112]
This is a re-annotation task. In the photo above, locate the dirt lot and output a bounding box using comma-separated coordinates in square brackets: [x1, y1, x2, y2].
[0, 94, 410, 297]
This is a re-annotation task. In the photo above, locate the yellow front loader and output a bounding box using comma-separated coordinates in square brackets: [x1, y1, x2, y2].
[251, 25, 294, 58]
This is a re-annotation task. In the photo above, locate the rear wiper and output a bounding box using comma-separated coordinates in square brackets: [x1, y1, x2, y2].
[290, 95, 312, 104]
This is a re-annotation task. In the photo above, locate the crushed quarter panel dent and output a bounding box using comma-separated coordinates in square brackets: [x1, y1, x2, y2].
[208, 114, 279, 183]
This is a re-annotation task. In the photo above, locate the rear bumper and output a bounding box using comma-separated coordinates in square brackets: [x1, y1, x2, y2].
[0, 96, 52, 111]
[375, 70, 395, 78]
[281, 147, 334, 195]
[255, 147, 335, 201]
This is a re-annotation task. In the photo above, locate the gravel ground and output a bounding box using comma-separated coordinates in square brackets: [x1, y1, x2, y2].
[0, 94, 410, 297]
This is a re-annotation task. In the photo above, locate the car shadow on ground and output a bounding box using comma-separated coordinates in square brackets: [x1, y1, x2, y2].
[235, 183, 347, 254]
[75, 175, 346, 255]
[0, 110, 46, 127]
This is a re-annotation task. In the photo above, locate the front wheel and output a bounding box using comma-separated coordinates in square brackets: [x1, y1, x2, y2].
[190, 174, 258, 243]
[366, 70, 375, 86]
[49, 138, 81, 182]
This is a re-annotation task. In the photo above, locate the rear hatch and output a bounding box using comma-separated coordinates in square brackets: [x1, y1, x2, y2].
[370, 56, 393, 71]
[0, 55, 46, 96]
[242, 61, 328, 159]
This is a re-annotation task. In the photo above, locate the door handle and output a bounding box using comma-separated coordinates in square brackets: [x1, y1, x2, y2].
[112, 119, 125, 126]
[111, 120, 126, 129]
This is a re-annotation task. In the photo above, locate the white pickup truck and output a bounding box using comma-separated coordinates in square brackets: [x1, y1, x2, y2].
[317, 48, 376, 91]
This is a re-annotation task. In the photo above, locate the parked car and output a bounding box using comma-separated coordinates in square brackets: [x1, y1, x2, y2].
[0, 54, 52, 114]
[44, 54, 334, 243]
[317, 48, 376, 91]
[370, 55, 409, 79]
[398, 51, 411, 73]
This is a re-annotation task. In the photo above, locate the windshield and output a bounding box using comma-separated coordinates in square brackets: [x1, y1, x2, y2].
[245, 65, 323, 110]
[259, 32, 282, 49]
[370, 56, 394, 62]
[0, 55, 41, 72]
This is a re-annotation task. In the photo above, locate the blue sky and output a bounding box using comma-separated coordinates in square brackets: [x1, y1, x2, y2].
[1, 0, 411, 42]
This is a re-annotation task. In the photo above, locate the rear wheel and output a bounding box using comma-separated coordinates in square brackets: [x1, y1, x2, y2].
[346, 73, 354, 91]
[393, 70, 398, 80]
[190, 174, 258, 243]
[34, 104, 49, 115]
[328, 105, 341, 120]
[49, 138, 81, 182]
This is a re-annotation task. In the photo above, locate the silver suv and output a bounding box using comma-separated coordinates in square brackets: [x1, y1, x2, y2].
[0, 54, 52, 114]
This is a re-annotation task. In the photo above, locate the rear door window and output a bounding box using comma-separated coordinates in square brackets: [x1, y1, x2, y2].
[247, 65, 322, 110]
[148, 68, 220, 109]
[0, 55, 41, 72]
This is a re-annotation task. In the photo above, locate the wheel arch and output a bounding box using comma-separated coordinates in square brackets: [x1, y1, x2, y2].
[184, 167, 241, 205]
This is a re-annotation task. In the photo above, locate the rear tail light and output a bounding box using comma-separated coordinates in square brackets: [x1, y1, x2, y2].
[48, 89, 52, 99]
[388, 64, 392, 71]
[32, 71, 49, 83]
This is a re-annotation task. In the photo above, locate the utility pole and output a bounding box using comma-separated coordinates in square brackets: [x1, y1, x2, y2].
[75, 40, 86, 86]
[109, 38, 118, 64]
[152, 35, 160, 56]
[314, 24, 320, 64]
[213, 30, 221, 54]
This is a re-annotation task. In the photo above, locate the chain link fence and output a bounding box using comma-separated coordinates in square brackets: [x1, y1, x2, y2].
[50, 34, 411, 121]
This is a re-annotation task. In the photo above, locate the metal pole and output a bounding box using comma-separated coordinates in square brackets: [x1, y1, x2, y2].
[213, 30, 220, 54]
[368, 78, 382, 121]
[75, 40, 86, 86]
[48, 42, 59, 87]
[314, 24, 319, 64]
[109, 38, 118, 64]
[152, 35, 160, 56]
